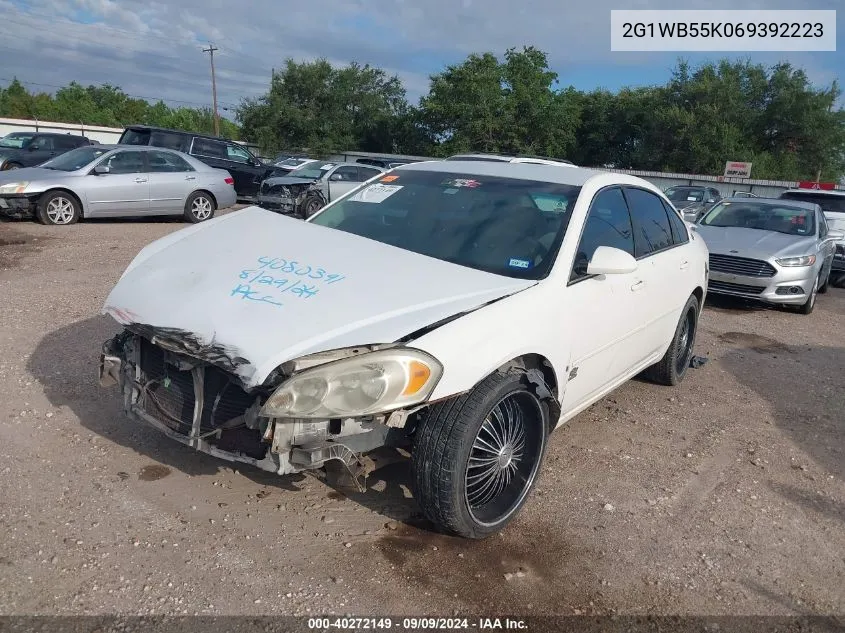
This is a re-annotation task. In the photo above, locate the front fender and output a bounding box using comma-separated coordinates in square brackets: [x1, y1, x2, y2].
[409, 283, 569, 403]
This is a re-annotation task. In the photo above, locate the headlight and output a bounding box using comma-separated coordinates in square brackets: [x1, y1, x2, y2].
[776, 255, 816, 267]
[260, 348, 443, 419]
[0, 181, 29, 194]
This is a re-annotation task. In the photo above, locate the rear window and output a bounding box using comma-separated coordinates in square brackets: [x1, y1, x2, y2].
[309, 170, 582, 280]
[780, 191, 845, 214]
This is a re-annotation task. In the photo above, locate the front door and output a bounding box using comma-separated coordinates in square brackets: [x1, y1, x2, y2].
[84, 150, 150, 216]
[560, 186, 646, 412]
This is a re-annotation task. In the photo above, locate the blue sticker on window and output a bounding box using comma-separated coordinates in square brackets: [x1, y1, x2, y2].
[508, 258, 531, 269]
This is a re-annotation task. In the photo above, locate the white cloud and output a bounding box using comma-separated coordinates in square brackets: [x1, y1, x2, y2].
[1, 0, 840, 115]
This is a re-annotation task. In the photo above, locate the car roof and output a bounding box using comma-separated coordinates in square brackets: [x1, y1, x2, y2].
[394, 160, 606, 186]
[720, 196, 820, 211]
[446, 153, 575, 165]
[781, 188, 845, 198]
[123, 125, 234, 143]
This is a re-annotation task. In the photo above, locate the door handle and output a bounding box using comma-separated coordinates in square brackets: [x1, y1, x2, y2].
[680, 260, 689, 270]
[185, 176, 196, 180]
[135, 178, 148, 183]
[630, 280, 645, 291]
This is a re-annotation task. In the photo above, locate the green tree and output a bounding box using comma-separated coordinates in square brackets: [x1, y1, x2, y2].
[237, 58, 409, 156]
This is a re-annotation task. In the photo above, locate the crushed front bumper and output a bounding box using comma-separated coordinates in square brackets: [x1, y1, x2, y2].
[99, 331, 395, 481]
[0, 195, 36, 219]
[256, 194, 296, 214]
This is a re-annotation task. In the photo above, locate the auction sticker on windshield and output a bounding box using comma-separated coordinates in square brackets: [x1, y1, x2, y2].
[348, 184, 403, 203]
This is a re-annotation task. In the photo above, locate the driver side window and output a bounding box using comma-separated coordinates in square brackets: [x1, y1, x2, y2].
[570, 187, 635, 283]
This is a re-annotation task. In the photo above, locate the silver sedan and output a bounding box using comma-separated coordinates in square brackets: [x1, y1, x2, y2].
[693, 197, 844, 314]
[0, 145, 237, 226]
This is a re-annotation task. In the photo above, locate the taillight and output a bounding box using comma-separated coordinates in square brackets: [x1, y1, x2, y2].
[224, 177, 234, 185]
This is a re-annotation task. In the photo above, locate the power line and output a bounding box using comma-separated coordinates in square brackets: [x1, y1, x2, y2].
[0, 76, 240, 110]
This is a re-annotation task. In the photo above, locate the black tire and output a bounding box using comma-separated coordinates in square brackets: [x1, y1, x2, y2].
[4, 162, 22, 170]
[411, 368, 548, 539]
[645, 294, 700, 386]
[184, 191, 216, 223]
[818, 268, 830, 294]
[797, 274, 819, 315]
[36, 191, 80, 225]
[301, 194, 325, 219]
[830, 271, 845, 289]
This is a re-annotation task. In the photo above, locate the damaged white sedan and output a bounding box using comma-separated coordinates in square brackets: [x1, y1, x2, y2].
[99, 161, 708, 538]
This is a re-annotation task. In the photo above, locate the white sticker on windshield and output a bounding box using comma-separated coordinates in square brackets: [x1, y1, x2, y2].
[687, 196, 698, 201]
[348, 184, 403, 203]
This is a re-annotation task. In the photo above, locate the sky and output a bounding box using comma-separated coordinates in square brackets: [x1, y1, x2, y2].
[0, 0, 842, 118]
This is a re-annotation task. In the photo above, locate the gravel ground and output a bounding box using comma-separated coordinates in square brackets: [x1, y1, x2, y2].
[0, 211, 843, 617]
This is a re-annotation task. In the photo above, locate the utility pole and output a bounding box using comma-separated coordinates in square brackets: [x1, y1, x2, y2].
[202, 43, 220, 136]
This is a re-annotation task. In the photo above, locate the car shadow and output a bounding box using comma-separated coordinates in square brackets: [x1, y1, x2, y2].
[719, 341, 845, 486]
[703, 293, 774, 314]
[27, 315, 420, 522]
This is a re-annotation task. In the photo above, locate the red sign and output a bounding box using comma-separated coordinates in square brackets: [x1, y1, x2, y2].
[797, 181, 836, 190]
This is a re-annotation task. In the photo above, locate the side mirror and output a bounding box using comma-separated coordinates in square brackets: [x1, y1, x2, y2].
[93, 164, 110, 175]
[586, 246, 638, 276]
[828, 229, 845, 240]
[329, 173, 343, 181]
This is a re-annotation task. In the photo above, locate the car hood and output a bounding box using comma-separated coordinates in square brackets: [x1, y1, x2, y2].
[695, 225, 816, 259]
[102, 206, 536, 388]
[0, 148, 21, 159]
[262, 176, 318, 187]
[0, 167, 76, 184]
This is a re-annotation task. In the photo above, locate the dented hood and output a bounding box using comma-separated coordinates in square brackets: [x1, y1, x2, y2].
[103, 206, 536, 388]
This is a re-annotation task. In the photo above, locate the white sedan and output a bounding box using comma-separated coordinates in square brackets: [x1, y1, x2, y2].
[99, 161, 709, 538]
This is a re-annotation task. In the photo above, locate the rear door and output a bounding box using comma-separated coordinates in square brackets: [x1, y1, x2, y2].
[85, 150, 150, 216]
[561, 186, 644, 411]
[146, 150, 198, 214]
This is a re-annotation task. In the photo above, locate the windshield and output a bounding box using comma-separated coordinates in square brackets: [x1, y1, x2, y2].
[700, 201, 816, 236]
[289, 163, 335, 179]
[278, 157, 311, 168]
[780, 191, 845, 214]
[0, 133, 35, 149]
[308, 170, 582, 280]
[40, 146, 110, 171]
[665, 187, 705, 203]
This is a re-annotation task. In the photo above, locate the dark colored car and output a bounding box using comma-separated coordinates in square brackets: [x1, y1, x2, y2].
[118, 126, 283, 200]
[355, 157, 417, 169]
[664, 185, 722, 222]
[0, 132, 91, 171]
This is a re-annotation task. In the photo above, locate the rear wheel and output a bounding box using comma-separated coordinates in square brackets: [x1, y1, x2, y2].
[645, 294, 699, 386]
[411, 369, 548, 539]
[36, 191, 80, 225]
[4, 162, 22, 170]
[184, 191, 216, 223]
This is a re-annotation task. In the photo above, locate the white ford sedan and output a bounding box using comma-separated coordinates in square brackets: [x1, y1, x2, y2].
[99, 161, 709, 538]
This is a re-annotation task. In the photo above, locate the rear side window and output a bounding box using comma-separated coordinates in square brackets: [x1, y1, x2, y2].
[147, 150, 194, 173]
[120, 129, 151, 145]
[625, 187, 674, 257]
[359, 167, 382, 180]
[192, 138, 228, 159]
[150, 131, 188, 152]
[54, 136, 83, 150]
[662, 199, 690, 244]
[570, 187, 635, 282]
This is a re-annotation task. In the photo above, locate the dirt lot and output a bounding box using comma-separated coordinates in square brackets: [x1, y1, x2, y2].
[1, 212, 843, 617]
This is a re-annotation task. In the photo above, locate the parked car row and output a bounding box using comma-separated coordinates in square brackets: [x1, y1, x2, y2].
[0, 132, 92, 170]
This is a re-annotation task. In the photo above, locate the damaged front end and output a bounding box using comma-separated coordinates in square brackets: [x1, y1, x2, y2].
[99, 328, 417, 489]
[257, 179, 326, 218]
